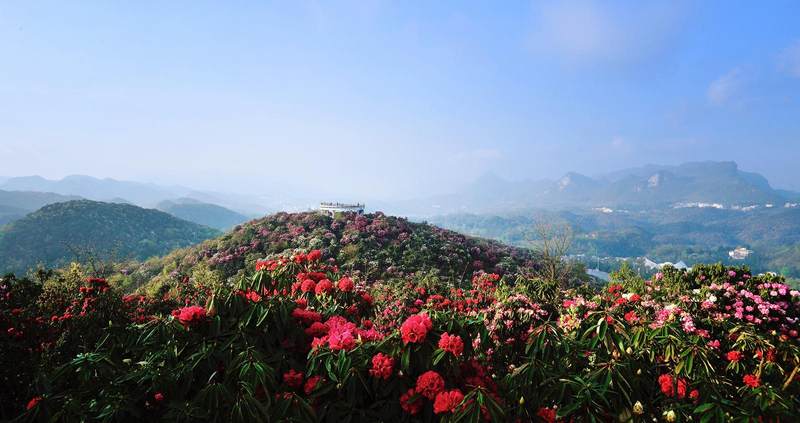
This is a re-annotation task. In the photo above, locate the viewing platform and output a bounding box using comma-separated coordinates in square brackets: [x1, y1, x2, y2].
[319, 202, 365, 216]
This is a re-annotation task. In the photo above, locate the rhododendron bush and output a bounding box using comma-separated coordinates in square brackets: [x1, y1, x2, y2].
[2, 249, 800, 421]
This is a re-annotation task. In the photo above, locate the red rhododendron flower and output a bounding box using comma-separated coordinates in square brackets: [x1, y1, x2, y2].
[304, 321, 329, 337]
[415, 370, 445, 400]
[307, 249, 322, 261]
[283, 369, 304, 389]
[658, 374, 674, 396]
[743, 374, 760, 388]
[26, 396, 42, 410]
[244, 290, 262, 303]
[726, 350, 743, 362]
[327, 329, 356, 351]
[537, 407, 557, 423]
[438, 332, 464, 356]
[301, 279, 316, 293]
[291, 308, 322, 325]
[433, 389, 464, 414]
[315, 280, 333, 295]
[624, 311, 639, 324]
[676, 378, 688, 399]
[337, 277, 354, 292]
[304, 375, 322, 395]
[689, 389, 700, 401]
[154, 392, 165, 402]
[400, 388, 422, 415]
[171, 305, 207, 327]
[369, 353, 395, 380]
[658, 374, 690, 399]
[401, 313, 432, 345]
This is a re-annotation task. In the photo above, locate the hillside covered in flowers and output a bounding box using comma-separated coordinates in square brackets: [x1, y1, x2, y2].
[1, 212, 799, 422]
[119, 211, 543, 294]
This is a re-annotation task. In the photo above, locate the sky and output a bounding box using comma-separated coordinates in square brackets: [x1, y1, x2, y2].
[1, 1, 800, 200]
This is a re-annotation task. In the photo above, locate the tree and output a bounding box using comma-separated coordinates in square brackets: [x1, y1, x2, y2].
[527, 222, 582, 287]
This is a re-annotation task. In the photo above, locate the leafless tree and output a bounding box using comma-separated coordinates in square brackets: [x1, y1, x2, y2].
[527, 221, 577, 287]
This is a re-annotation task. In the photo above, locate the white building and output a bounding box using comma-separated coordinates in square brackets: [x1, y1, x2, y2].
[729, 247, 752, 260]
[319, 202, 365, 216]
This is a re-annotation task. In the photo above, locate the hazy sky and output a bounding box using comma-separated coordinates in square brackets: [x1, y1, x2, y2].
[2, 1, 800, 199]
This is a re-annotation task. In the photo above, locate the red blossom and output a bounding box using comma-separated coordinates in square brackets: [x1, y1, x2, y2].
[537, 407, 557, 423]
[315, 280, 333, 295]
[283, 369, 304, 389]
[26, 396, 42, 410]
[304, 321, 329, 337]
[401, 313, 432, 345]
[433, 389, 464, 414]
[292, 308, 322, 325]
[171, 305, 207, 327]
[726, 350, 743, 362]
[369, 353, 395, 380]
[415, 370, 445, 400]
[658, 374, 674, 396]
[307, 249, 322, 262]
[337, 277, 354, 292]
[304, 375, 322, 395]
[743, 374, 760, 388]
[624, 311, 639, 324]
[154, 392, 165, 402]
[300, 279, 316, 293]
[438, 332, 464, 356]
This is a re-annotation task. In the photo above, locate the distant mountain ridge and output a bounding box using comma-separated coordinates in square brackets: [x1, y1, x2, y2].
[157, 198, 250, 230]
[0, 190, 83, 226]
[0, 200, 220, 274]
[1, 175, 187, 206]
[395, 161, 796, 216]
[0, 175, 272, 215]
[0, 189, 82, 211]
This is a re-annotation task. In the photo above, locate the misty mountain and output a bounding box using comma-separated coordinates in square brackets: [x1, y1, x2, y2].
[395, 161, 795, 216]
[0, 189, 83, 226]
[1, 175, 187, 206]
[0, 200, 220, 274]
[157, 198, 251, 230]
[0, 175, 278, 215]
[0, 189, 82, 212]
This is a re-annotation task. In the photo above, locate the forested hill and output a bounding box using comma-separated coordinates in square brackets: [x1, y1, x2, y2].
[0, 200, 219, 274]
[127, 211, 540, 291]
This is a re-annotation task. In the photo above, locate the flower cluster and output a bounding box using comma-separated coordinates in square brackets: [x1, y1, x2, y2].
[171, 305, 207, 327]
[3, 239, 799, 422]
[400, 313, 432, 344]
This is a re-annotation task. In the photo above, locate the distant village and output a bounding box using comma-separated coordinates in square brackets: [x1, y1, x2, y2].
[575, 246, 753, 282]
[590, 202, 799, 214]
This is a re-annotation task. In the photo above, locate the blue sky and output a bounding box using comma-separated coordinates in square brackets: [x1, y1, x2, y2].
[1, 1, 799, 199]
